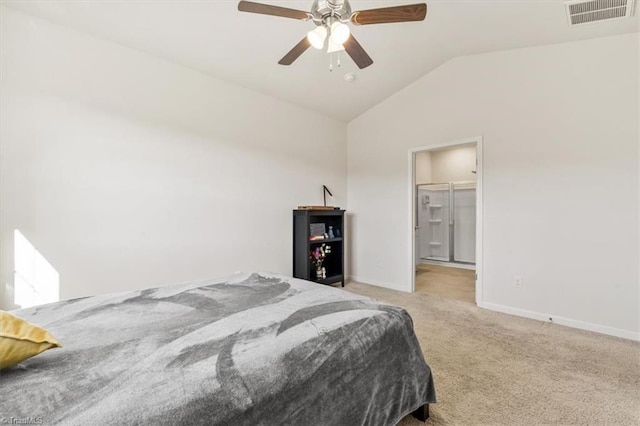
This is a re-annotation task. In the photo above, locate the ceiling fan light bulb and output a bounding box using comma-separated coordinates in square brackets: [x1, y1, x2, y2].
[307, 26, 327, 50]
[327, 38, 345, 53]
[330, 22, 350, 45]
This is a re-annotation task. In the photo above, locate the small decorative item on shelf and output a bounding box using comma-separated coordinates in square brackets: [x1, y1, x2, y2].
[310, 244, 331, 280]
[328, 226, 335, 239]
[335, 228, 341, 238]
[309, 223, 326, 241]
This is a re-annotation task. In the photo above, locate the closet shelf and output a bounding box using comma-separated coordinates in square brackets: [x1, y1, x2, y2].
[429, 242, 442, 246]
[428, 220, 442, 223]
[429, 205, 442, 208]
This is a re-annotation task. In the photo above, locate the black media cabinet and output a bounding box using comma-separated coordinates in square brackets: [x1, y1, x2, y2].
[293, 209, 345, 286]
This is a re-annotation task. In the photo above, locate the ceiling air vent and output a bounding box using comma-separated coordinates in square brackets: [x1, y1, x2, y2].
[565, 0, 636, 25]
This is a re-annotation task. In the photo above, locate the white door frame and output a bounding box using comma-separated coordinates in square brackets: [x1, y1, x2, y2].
[408, 136, 484, 304]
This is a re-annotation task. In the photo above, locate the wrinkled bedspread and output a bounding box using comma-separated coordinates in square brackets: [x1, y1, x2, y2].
[1, 272, 435, 425]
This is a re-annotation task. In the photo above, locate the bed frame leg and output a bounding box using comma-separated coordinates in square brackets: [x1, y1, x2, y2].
[411, 404, 429, 422]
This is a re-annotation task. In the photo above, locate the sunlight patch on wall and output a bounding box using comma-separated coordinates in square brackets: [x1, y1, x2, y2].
[14, 230, 59, 309]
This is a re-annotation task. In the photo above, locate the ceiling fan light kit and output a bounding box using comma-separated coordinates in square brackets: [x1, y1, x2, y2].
[330, 21, 351, 44]
[237, 0, 428, 69]
[308, 26, 328, 49]
[327, 38, 345, 53]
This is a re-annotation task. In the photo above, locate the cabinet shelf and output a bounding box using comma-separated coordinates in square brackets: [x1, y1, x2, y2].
[428, 220, 442, 223]
[429, 242, 442, 246]
[316, 274, 343, 285]
[309, 237, 343, 244]
[429, 205, 443, 208]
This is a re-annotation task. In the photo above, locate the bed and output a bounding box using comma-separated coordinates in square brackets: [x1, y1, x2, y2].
[1, 272, 435, 425]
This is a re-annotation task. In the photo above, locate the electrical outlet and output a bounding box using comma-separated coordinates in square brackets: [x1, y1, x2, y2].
[376, 259, 384, 268]
[514, 276, 522, 288]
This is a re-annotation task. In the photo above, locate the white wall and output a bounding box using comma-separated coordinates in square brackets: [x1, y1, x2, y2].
[415, 151, 432, 184]
[430, 145, 477, 183]
[0, 8, 347, 309]
[348, 34, 639, 339]
[415, 145, 477, 186]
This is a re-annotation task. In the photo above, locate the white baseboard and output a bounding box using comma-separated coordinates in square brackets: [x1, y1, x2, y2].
[419, 260, 475, 270]
[347, 276, 639, 341]
[347, 276, 411, 293]
[478, 301, 640, 342]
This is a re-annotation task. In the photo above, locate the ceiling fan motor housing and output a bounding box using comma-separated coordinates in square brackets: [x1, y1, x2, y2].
[311, 0, 352, 25]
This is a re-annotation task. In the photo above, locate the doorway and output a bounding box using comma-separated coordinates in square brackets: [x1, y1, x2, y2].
[409, 137, 483, 305]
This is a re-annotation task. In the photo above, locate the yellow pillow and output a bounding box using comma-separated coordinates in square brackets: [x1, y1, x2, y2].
[0, 311, 61, 369]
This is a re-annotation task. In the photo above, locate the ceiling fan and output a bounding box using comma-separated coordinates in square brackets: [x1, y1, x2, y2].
[238, 0, 427, 69]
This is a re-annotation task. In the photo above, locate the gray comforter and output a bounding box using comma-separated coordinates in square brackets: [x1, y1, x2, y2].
[1, 272, 435, 425]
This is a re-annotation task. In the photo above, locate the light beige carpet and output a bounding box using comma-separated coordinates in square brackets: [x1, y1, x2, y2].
[416, 264, 476, 304]
[345, 281, 640, 425]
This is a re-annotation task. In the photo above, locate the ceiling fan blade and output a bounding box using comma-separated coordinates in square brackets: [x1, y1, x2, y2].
[351, 3, 427, 25]
[238, 1, 311, 20]
[278, 37, 312, 65]
[343, 35, 373, 69]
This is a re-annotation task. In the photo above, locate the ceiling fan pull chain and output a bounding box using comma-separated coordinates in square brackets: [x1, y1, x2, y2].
[329, 52, 333, 72]
[338, 51, 341, 68]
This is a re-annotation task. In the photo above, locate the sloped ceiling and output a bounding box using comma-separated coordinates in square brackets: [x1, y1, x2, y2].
[3, 0, 639, 121]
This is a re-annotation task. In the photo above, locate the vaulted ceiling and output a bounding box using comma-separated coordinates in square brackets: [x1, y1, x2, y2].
[3, 0, 639, 121]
